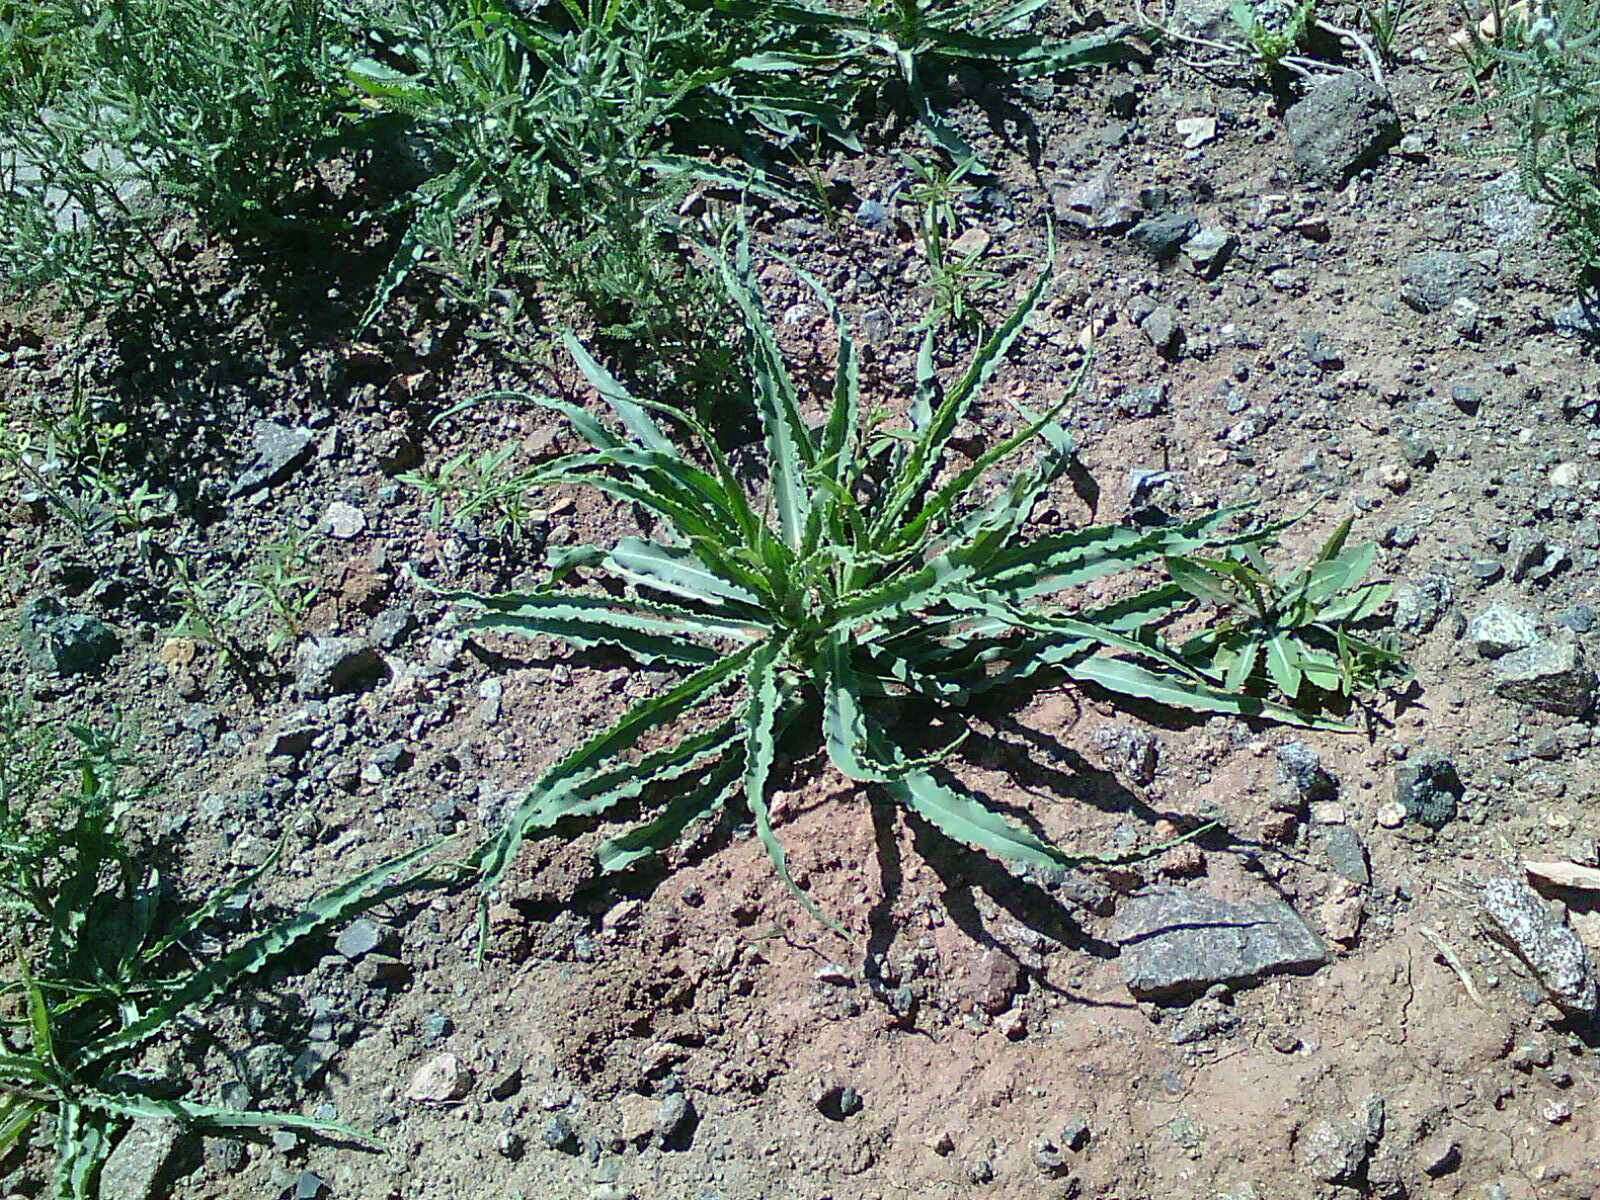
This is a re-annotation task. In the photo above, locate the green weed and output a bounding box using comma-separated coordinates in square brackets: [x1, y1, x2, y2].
[740, 0, 1137, 166]
[1165, 516, 1409, 702]
[1461, 0, 1600, 278]
[1229, 0, 1317, 75]
[904, 154, 1009, 333]
[442, 241, 1394, 935]
[0, 699, 440, 1194]
[0, 0, 349, 304]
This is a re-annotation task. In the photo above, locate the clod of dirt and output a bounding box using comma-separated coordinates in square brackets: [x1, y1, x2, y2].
[18, 595, 119, 677]
[1392, 751, 1463, 830]
[406, 1052, 474, 1104]
[1112, 887, 1330, 1000]
[1284, 73, 1401, 187]
[1492, 639, 1596, 717]
[292, 636, 389, 698]
[1480, 876, 1599, 1015]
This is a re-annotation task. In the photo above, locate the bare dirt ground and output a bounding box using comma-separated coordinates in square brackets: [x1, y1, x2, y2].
[7, 3, 1600, 1199]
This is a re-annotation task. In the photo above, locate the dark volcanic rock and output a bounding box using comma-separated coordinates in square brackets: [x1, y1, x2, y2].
[1285, 74, 1400, 186]
[1113, 887, 1329, 999]
[18, 595, 119, 676]
[1493, 640, 1595, 717]
[1393, 752, 1463, 830]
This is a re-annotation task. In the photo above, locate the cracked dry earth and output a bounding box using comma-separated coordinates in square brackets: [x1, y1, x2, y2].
[9, 3, 1600, 1200]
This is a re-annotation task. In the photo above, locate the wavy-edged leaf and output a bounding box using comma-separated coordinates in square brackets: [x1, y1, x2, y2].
[595, 752, 744, 873]
[888, 767, 1069, 872]
[20, 958, 53, 1064]
[876, 252, 1053, 534]
[743, 635, 840, 931]
[78, 840, 442, 1071]
[473, 644, 760, 930]
[719, 241, 816, 548]
[0, 1094, 43, 1158]
[78, 1091, 374, 1146]
[607, 538, 768, 612]
[561, 332, 673, 454]
[819, 632, 882, 782]
[53, 1103, 106, 1200]
[1064, 655, 1347, 729]
[142, 840, 285, 964]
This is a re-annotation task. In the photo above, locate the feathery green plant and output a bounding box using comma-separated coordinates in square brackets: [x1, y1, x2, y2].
[444, 241, 1374, 934]
[0, 700, 437, 1197]
[1461, 0, 1600, 276]
[0, 0, 349, 304]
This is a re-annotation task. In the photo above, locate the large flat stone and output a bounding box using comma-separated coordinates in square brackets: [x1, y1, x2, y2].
[1114, 887, 1329, 1000]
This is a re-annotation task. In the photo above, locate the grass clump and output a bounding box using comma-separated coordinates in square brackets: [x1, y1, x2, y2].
[0, 0, 349, 303]
[0, 698, 436, 1195]
[441, 241, 1399, 932]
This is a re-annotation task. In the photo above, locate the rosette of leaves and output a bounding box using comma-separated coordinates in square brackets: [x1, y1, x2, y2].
[1164, 516, 1407, 702]
[727, 0, 1138, 165]
[445, 241, 1351, 931]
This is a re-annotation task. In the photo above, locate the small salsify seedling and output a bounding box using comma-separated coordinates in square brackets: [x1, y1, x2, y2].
[1164, 515, 1411, 703]
[439, 236, 1393, 937]
[0, 700, 442, 1196]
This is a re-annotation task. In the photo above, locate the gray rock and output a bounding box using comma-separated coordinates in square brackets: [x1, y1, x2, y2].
[293, 637, 388, 698]
[230, 420, 316, 497]
[1481, 876, 1598, 1014]
[334, 918, 389, 961]
[1141, 304, 1183, 355]
[1400, 251, 1493, 314]
[1296, 1116, 1369, 1183]
[1113, 887, 1329, 999]
[1285, 74, 1401, 186]
[855, 198, 890, 233]
[542, 1113, 578, 1152]
[99, 1120, 180, 1200]
[18, 595, 119, 676]
[1277, 741, 1337, 803]
[1493, 640, 1595, 716]
[1315, 824, 1370, 887]
[1553, 293, 1600, 340]
[1481, 171, 1551, 247]
[1053, 168, 1140, 231]
[1467, 604, 1539, 658]
[1183, 227, 1236, 276]
[1128, 210, 1199, 260]
[1393, 752, 1462, 830]
[656, 1092, 692, 1142]
[1556, 604, 1597, 634]
[323, 501, 367, 540]
[1392, 574, 1452, 633]
[295, 1169, 330, 1200]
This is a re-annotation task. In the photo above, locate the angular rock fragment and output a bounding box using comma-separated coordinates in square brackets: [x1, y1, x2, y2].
[1114, 887, 1329, 1000]
[1480, 875, 1598, 1014]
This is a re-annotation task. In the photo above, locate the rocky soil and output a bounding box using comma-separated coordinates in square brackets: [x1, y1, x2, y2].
[7, 3, 1600, 1199]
